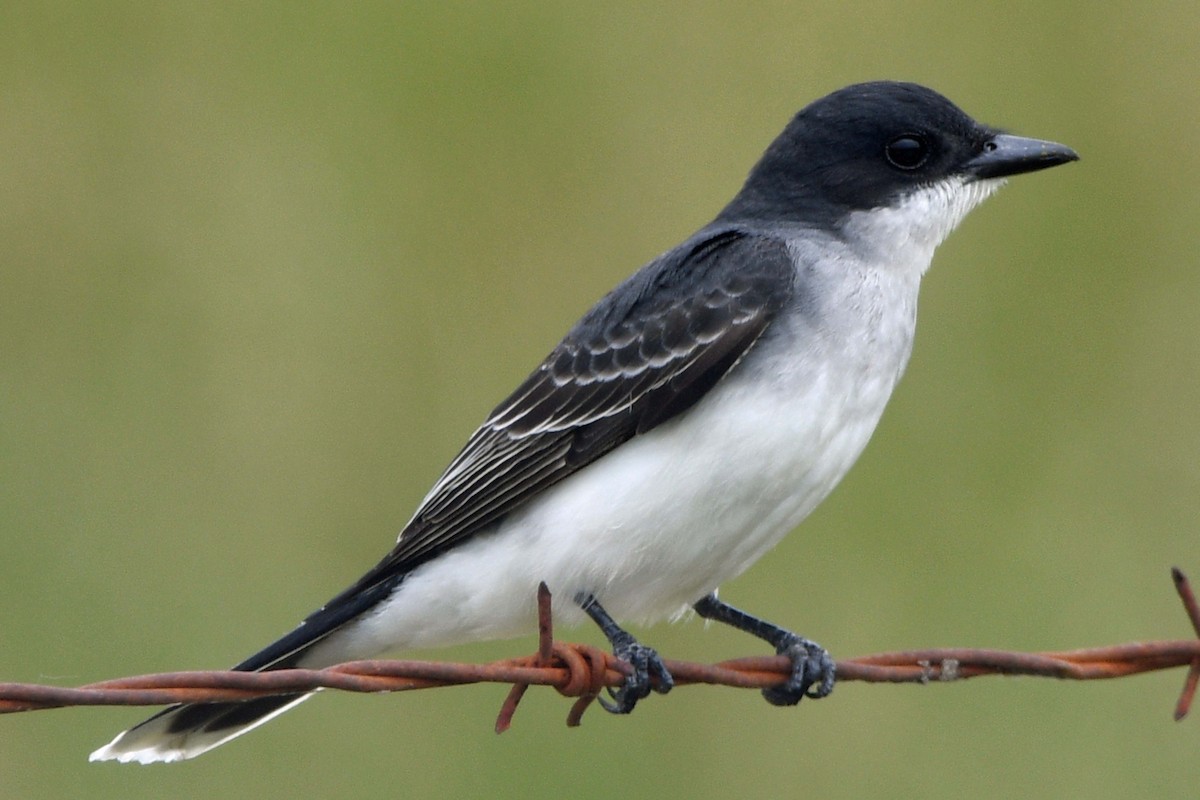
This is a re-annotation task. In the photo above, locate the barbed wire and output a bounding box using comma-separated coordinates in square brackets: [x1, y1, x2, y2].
[3, 568, 1199, 733]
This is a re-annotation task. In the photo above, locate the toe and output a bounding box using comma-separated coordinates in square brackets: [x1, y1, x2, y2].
[762, 637, 835, 706]
[599, 642, 673, 714]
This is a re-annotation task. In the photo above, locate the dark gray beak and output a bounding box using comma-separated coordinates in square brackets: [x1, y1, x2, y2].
[966, 133, 1079, 180]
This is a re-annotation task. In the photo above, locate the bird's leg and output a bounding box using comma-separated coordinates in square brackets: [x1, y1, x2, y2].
[693, 593, 835, 705]
[575, 592, 674, 713]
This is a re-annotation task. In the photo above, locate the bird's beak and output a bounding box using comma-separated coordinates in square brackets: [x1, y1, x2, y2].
[965, 133, 1079, 181]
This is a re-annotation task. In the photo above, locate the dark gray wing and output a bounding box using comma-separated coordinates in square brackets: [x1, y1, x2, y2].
[224, 227, 798, 673]
[313, 227, 796, 616]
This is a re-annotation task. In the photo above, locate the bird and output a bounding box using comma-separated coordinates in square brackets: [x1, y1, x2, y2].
[90, 80, 1078, 763]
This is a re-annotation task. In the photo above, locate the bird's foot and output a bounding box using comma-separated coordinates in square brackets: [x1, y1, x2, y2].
[575, 591, 673, 713]
[762, 634, 835, 706]
[599, 629, 674, 714]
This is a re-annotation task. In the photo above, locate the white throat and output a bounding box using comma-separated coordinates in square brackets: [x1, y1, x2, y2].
[841, 176, 1005, 279]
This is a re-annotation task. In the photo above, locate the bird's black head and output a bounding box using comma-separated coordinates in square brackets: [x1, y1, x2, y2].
[718, 81, 1077, 228]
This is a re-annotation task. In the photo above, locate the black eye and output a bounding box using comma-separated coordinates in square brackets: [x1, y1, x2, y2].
[885, 135, 930, 170]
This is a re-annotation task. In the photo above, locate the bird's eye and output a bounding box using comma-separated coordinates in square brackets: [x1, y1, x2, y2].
[885, 135, 930, 170]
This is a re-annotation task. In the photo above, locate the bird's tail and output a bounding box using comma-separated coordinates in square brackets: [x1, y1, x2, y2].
[88, 693, 314, 764]
[89, 572, 403, 764]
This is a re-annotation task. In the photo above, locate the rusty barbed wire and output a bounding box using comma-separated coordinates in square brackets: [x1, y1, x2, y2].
[3, 569, 1199, 733]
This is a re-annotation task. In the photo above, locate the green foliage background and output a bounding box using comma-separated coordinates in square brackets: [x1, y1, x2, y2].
[2, 3, 1199, 798]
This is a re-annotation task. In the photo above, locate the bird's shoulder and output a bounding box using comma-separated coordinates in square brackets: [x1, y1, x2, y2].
[490, 225, 799, 436]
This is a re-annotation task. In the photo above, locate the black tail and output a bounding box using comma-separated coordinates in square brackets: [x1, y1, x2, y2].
[90, 574, 404, 763]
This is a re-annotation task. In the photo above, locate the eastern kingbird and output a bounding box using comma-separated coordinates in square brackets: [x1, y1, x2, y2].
[91, 81, 1077, 763]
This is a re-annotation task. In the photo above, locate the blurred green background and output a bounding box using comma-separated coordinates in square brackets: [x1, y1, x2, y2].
[2, 2, 1199, 798]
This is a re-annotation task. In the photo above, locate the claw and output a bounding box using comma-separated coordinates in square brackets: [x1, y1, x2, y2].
[600, 633, 674, 714]
[762, 634, 835, 706]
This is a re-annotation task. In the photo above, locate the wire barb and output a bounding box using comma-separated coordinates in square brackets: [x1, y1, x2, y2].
[1171, 566, 1200, 720]
[3, 569, 1200, 731]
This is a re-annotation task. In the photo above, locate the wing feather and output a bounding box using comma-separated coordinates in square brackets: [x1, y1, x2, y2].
[333, 227, 797, 600]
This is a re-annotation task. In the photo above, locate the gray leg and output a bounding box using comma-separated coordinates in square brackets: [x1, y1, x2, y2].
[576, 592, 674, 713]
[694, 593, 835, 705]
